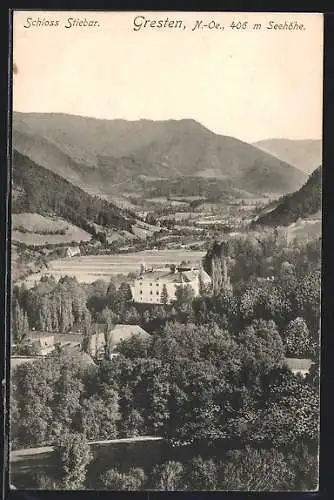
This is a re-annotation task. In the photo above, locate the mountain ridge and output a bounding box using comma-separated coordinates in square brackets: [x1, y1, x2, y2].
[254, 165, 322, 227]
[13, 111, 307, 197]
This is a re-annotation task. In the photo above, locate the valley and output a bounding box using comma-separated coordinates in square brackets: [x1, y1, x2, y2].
[11, 114, 322, 287]
[10, 113, 322, 494]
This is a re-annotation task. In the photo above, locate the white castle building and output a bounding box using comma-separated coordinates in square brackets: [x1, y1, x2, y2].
[131, 263, 211, 305]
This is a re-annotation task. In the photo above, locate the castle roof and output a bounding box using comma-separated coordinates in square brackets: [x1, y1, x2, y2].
[137, 269, 209, 284]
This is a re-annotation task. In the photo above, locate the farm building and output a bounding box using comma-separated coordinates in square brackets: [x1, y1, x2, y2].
[25, 333, 55, 356]
[107, 324, 150, 346]
[66, 246, 81, 258]
[131, 264, 211, 304]
[26, 324, 151, 359]
[284, 357, 314, 377]
[87, 323, 151, 358]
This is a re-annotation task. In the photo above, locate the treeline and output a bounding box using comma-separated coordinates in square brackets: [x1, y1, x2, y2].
[12, 150, 135, 234]
[204, 229, 320, 282]
[147, 176, 243, 201]
[97, 446, 317, 491]
[35, 437, 317, 491]
[15, 226, 67, 235]
[255, 166, 321, 227]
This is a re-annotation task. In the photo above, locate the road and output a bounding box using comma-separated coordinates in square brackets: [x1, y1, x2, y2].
[10, 436, 163, 462]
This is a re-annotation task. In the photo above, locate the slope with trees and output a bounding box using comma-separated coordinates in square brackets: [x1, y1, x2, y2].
[254, 166, 321, 227]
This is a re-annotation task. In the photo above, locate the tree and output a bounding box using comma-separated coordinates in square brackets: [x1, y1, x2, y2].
[101, 467, 146, 490]
[187, 456, 218, 490]
[55, 432, 93, 489]
[12, 299, 29, 344]
[295, 270, 321, 338]
[101, 307, 119, 330]
[51, 367, 84, 432]
[121, 408, 145, 438]
[35, 473, 60, 490]
[101, 307, 118, 359]
[284, 317, 312, 358]
[11, 360, 55, 448]
[119, 282, 133, 303]
[151, 461, 184, 490]
[116, 335, 151, 360]
[175, 284, 195, 306]
[280, 261, 295, 279]
[106, 280, 117, 297]
[286, 444, 319, 491]
[79, 391, 120, 441]
[82, 310, 92, 354]
[161, 284, 169, 305]
[250, 373, 319, 448]
[238, 319, 285, 376]
[219, 446, 295, 491]
[122, 306, 140, 324]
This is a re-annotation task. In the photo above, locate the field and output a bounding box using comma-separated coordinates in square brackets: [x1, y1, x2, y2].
[19, 249, 206, 286]
[12, 213, 91, 246]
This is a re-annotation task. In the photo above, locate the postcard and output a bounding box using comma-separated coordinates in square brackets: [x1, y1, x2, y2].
[9, 10, 322, 491]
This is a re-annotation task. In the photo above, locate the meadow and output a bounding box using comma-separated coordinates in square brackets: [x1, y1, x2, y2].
[12, 213, 91, 246]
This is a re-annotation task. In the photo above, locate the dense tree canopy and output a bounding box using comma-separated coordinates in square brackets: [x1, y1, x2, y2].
[11, 226, 320, 491]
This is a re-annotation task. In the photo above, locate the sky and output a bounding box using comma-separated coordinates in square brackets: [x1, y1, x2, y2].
[13, 11, 323, 143]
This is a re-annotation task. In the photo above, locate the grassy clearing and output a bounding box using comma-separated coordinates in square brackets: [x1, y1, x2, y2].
[12, 213, 91, 245]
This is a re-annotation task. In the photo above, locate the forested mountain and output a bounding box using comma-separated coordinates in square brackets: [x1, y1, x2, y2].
[13, 112, 306, 196]
[254, 166, 322, 227]
[253, 139, 322, 175]
[12, 149, 136, 235]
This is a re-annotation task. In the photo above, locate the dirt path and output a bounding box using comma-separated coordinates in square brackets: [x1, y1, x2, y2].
[10, 436, 163, 461]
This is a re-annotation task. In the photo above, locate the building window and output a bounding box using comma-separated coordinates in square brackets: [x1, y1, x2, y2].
[140, 290, 142, 294]
[156, 283, 159, 286]
[156, 291, 159, 295]
[150, 283, 152, 286]
[150, 291, 153, 295]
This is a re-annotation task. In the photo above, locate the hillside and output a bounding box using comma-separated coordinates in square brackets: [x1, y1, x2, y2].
[254, 166, 322, 227]
[13, 112, 306, 196]
[12, 149, 138, 237]
[253, 138, 322, 175]
[12, 213, 92, 246]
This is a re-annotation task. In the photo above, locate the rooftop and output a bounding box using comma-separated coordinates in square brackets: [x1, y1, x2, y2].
[137, 269, 209, 284]
[284, 357, 313, 372]
[108, 324, 151, 346]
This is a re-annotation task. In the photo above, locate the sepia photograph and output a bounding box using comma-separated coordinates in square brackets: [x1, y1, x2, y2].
[9, 10, 322, 491]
